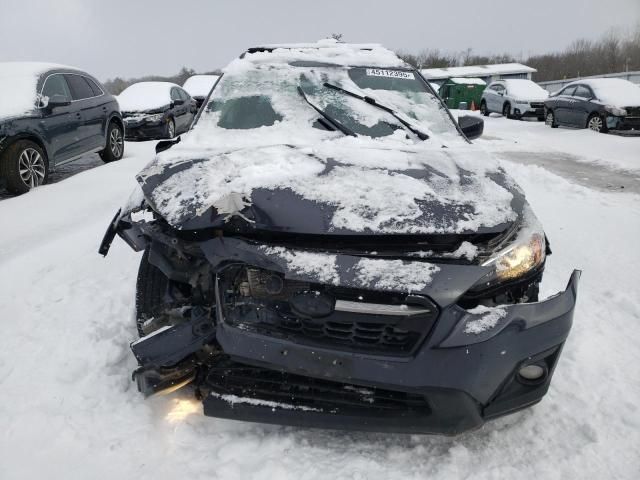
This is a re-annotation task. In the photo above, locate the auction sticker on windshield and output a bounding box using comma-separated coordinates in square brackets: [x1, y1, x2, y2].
[366, 68, 413, 79]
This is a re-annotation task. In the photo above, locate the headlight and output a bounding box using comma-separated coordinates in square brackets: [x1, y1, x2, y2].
[146, 113, 165, 123]
[471, 207, 546, 292]
[483, 232, 545, 281]
[516, 99, 530, 105]
[604, 105, 627, 117]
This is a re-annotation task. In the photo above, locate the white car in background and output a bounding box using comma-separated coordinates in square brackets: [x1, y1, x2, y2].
[480, 79, 549, 120]
[183, 74, 220, 109]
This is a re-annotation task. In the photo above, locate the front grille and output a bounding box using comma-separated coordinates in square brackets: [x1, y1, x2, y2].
[205, 358, 431, 414]
[625, 106, 640, 118]
[218, 265, 439, 356]
[530, 102, 545, 109]
[224, 299, 437, 355]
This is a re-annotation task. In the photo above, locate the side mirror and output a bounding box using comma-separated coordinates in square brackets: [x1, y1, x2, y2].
[46, 94, 71, 108]
[458, 115, 484, 140]
[156, 136, 181, 154]
[173, 98, 185, 106]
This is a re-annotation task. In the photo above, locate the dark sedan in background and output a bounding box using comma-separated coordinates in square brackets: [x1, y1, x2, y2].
[544, 78, 640, 134]
[0, 62, 124, 194]
[117, 82, 197, 140]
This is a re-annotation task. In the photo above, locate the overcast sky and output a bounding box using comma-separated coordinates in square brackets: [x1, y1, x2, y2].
[1, 0, 638, 81]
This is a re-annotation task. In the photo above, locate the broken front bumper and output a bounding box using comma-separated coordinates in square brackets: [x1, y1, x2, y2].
[201, 270, 579, 434]
[103, 211, 580, 434]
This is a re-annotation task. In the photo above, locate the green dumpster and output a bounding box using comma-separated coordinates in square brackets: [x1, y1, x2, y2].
[438, 77, 486, 110]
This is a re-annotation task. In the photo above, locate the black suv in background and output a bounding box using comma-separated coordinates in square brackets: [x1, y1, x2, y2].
[0, 62, 124, 194]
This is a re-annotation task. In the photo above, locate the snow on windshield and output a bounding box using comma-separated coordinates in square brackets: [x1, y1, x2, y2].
[584, 79, 640, 106]
[505, 80, 549, 100]
[117, 82, 175, 112]
[136, 46, 519, 234]
[183, 75, 219, 98]
[0, 62, 57, 119]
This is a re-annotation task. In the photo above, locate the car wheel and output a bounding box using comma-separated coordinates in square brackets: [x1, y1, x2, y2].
[165, 118, 176, 139]
[0, 139, 49, 195]
[99, 121, 124, 163]
[480, 101, 489, 116]
[502, 102, 511, 119]
[545, 110, 558, 128]
[587, 114, 607, 133]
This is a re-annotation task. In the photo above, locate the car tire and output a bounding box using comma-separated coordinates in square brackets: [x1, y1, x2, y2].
[99, 121, 125, 163]
[587, 113, 608, 133]
[0, 139, 49, 195]
[502, 102, 511, 119]
[545, 110, 558, 128]
[136, 248, 173, 336]
[135, 247, 194, 337]
[480, 101, 489, 116]
[165, 117, 176, 139]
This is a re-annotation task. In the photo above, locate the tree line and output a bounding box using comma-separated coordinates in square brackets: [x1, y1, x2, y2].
[397, 26, 640, 82]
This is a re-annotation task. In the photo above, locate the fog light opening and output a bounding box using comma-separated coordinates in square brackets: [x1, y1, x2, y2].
[517, 363, 548, 385]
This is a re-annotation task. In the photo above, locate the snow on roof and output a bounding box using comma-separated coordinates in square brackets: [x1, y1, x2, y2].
[117, 81, 178, 112]
[503, 79, 549, 100]
[421, 63, 536, 80]
[183, 75, 220, 98]
[448, 77, 486, 85]
[573, 78, 640, 107]
[230, 39, 409, 72]
[0, 61, 79, 120]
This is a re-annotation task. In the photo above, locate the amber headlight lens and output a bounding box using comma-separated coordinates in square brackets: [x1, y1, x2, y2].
[493, 233, 545, 281]
[482, 232, 546, 282]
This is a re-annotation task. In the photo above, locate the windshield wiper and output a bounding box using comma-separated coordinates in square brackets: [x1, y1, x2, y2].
[296, 86, 356, 137]
[323, 82, 429, 140]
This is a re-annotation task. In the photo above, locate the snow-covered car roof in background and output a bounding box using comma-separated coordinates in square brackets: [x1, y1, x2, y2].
[447, 77, 486, 85]
[503, 79, 549, 100]
[231, 39, 410, 71]
[421, 63, 536, 80]
[117, 81, 179, 112]
[0, 61, 79, 120]
[183, 75, 220, 98]
[573, 78, 640, 107]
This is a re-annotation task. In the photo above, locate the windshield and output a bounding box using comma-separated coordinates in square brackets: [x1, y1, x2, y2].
[193, 63, 461, 144]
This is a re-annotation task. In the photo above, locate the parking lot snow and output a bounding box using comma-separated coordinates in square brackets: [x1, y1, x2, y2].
[465, 110, 640, 174]
[1, 127, 640, 478]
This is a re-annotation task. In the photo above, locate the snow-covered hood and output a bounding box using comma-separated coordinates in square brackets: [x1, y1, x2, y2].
[136, 140, 523, 235]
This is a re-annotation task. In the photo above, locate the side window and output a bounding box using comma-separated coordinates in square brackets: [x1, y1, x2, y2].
[561, 86, 577, 96]
[42, 74, 72, 102]
[83, 77, 104, 97]
[573, 85, 592, 99]
[65, 74, 95, 100]
[170, 88, 182, 101]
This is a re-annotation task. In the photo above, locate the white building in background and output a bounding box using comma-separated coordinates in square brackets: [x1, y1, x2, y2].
[420, 63, 536, 86]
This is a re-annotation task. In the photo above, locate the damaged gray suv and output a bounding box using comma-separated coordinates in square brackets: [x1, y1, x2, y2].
[100, 40, 580, 435]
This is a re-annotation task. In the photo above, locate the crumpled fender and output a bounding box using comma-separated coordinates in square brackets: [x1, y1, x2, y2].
[439, 270, 581, 347]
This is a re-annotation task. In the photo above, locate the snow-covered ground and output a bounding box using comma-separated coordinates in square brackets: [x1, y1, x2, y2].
[1, 122, 640, 478]
[465, 110, 640, 174]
